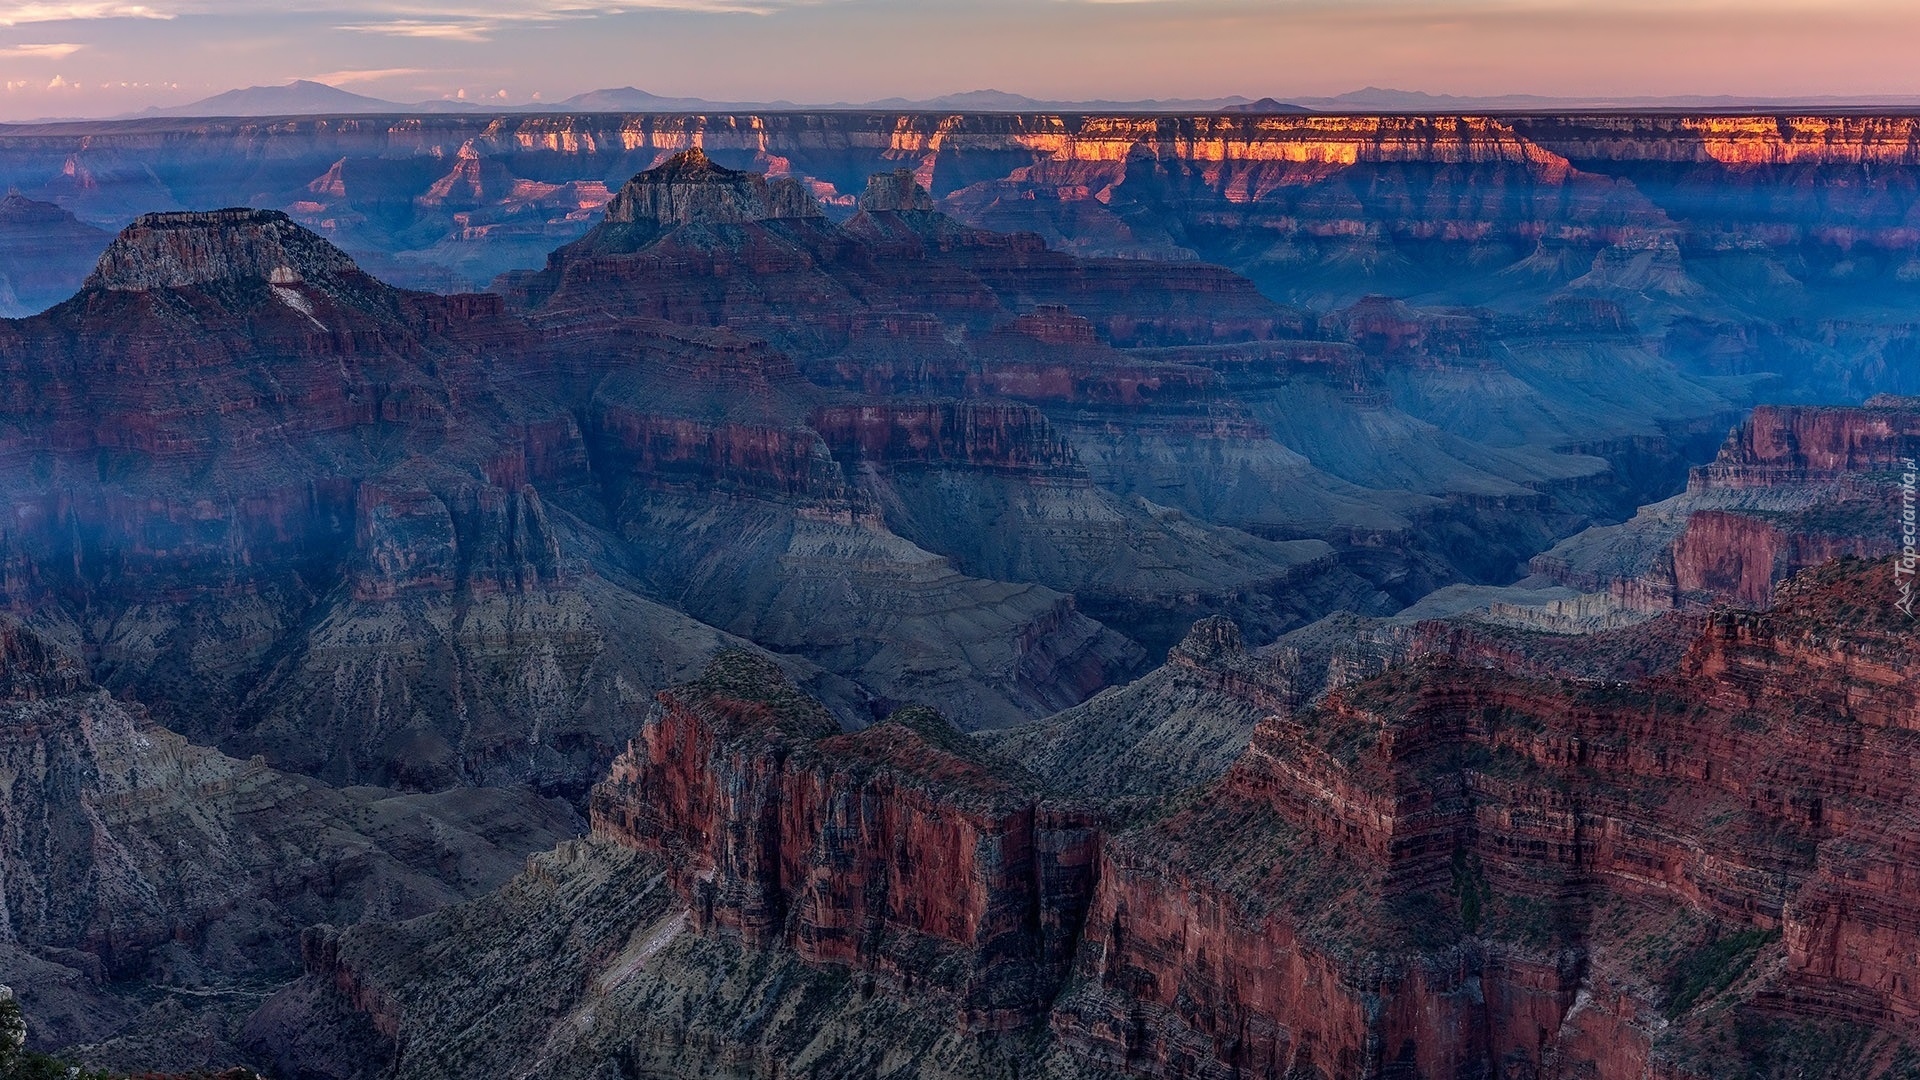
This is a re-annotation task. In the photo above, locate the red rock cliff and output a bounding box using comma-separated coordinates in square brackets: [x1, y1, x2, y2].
[1054, 555, 1920, 1078]
[1692, 400, 1920, 492]
[588, 653, 1099, 1027]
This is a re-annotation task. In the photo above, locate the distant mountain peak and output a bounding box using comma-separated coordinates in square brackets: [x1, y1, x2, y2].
[138, 79, 484, 119]
[1219, 97, 1312, 114]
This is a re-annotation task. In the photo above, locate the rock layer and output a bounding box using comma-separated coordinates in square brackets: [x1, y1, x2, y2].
[588, 653, 1098, 1025]
[1533, 399, 1914, 610]
[0, 615, 578, 1054]
[279, 556, 1920, 1079]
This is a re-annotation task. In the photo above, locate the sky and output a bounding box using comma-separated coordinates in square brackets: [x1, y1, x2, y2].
[2, 0, 1920, 119]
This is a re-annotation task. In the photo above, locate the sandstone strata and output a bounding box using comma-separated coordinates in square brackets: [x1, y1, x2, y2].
[276, 557, 1920, 1079]
[1533, 399, 1914, 610]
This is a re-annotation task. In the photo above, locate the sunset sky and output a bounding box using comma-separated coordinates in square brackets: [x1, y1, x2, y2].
[2, 0, 1918, 119]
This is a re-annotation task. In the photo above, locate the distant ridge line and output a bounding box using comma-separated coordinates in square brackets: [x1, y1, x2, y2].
[35, 79, 1920, 123]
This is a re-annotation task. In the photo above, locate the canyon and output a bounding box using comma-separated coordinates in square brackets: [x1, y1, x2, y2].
[1531, 397, 1915, 612]
[0, 112, 1914, 1078]
[265, 554, 1920, 1079]
[0, 111, 1917, 400]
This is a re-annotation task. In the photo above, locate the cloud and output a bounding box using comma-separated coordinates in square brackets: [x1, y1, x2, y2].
[336, 19, 494, 41]
[335, 1, 790, 41]
[0, 41, 81, 57]
[300, 66, 425, 85]
[0, 1, 166, 24]
[0, 0, 797, 33]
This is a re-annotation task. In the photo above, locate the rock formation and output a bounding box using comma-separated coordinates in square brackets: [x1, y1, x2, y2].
[982, 616, 1296, 799]
[85, 208, 362, 293]
[0, 614, 578, 1064]
[0, 192, 110, 316]
[588, 652, 1097, 1027]
[599, 145, 823, 228]
[5, 126, 1919, 1078]
[1533, 398, 1914, 610]
[267, 555, 1920, 1079]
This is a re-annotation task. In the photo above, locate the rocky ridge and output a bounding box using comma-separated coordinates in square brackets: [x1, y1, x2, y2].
[0, 613, 578, 1066]
[2, 139, 1911, 1078]
[271, 555, 1920, 1079]
[0, 191, 110, 316]
[1532, 398, 1915, 611]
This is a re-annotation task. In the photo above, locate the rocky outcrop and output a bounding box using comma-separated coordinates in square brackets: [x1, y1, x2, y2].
[982, 616, 1296, 799]
[1692, 399, 1920, 491]
[859, 168, 937, 213]
[84, 208, 363, 293]
[350, 481, 563, 600]
[0, 618, 87, 699]
[278, 556, 1920, 1079]
[1533, 400, 1912, 610]
[589, 653, 1097, 1026]
[600, 147, 823, 227]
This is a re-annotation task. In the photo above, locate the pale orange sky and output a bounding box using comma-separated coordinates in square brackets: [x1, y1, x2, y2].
[1, 0, 1919, 118]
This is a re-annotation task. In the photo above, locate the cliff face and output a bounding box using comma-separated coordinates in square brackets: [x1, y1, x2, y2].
[1056, 555, 1920, 1079]
[0, 192, 110, 316]
[1667, 508, 1875, 609]
[0, 615, 579, 1053]
[1691, 399, 1920, 490]
[1534, 400, 1912, 611]
[810, 400, 1076, 472]
[588, 653, 1097, 1026]
[281, 556, 1920, 1079]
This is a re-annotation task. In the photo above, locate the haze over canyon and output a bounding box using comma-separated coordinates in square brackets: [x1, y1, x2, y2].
[0, 101, 1915, 1080]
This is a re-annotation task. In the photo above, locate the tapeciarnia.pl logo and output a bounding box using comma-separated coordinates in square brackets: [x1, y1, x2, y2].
[1898, 457, 1918, 617]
